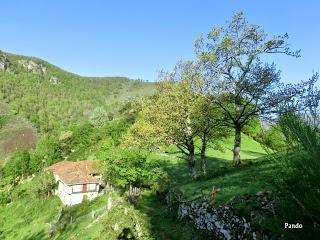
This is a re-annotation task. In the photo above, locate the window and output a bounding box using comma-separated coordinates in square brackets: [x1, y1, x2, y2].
[72, 185, 82, 193]
[87, 184, 97, 191]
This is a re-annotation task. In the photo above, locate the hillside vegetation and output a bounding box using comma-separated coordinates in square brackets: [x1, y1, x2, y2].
[1, 11, 319, 240]
[0, 50, 155, 133]
[0, 50, 155, 162]
[0, 133, 266, 240]
[0, 101, 37, 165]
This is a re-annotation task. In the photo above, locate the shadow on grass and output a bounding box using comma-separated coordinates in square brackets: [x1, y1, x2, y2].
[135, 191, 207, 240]
[22, 230, 47, 240]
[242, 150, 266, 158]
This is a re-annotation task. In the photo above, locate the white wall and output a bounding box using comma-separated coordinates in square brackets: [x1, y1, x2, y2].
[54, 175, 100, 205]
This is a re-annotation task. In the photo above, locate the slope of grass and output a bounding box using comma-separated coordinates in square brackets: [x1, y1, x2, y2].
[2, 133, 311, 239]
[0, 186, 154, 240]
[148, 134, 268, 200]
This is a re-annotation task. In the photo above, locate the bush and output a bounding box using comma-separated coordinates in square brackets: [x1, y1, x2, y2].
[4, 149, 31, 180]
[58, 123, 100, 160]
[0, 192, 10, 204]
[103, 149, 164, 189]
[30, 134, 61, 173]
[29, 171, 56, 199]
[258, 125, 286, 151]
[276, 112, 320, 226]
[89, 107, 108, 128]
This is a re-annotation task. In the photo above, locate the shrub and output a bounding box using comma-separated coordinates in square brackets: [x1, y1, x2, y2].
[4, 149, 31, 180]
[29, 171, 56, 199]
[0, 192, 10, 204]
[276, 112, 320, 225]
[103, 149, 164, 190]
[30, 134, 61, 173]
[89, 107, 108, 128]
[258, 125, 286, 151]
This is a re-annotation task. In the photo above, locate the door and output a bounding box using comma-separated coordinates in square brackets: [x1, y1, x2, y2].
[82, 184, 87, 192]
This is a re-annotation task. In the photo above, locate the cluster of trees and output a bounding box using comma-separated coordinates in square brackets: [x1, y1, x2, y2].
[125, 12, 310, 180]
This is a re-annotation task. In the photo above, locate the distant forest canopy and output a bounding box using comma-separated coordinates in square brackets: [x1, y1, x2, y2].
[0, 50, 155, 133]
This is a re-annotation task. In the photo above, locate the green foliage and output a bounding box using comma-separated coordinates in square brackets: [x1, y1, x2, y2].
[30, 134, 61, 173]
[275, 112, 320, 225]
[194, 11, 300, 163]
[103, 119, 131, 146]
[258, 125, 286, 151]
[89, 106, 108, 128]
[242, 117, 262, 139]
[59, 123, 99, 160]
[29, 171, 56, 199]
[0, 192, 10, 204]
[0, 52, 155, 134]
[103, 149, 163, 189]
[4, 149, 30, 179]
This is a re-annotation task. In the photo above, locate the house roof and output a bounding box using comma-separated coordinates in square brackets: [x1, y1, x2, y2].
[46, 160, 101, 185]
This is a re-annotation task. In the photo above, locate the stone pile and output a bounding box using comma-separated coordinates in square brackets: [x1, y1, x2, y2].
[178, 201, 256, 240]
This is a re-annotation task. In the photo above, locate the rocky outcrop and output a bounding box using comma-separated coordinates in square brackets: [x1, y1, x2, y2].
[17, 59, 47, 75]
[0, 54, 10, 70]
[164, 189, 280, 240]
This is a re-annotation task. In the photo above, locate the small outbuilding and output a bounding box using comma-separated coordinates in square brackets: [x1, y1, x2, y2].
[47, 160, 102, 205]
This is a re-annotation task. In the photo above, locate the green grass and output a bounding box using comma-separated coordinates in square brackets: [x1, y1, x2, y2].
[148, 134, 268, 201]
[0, 188, 154, 240]
[2, 132, 313, 239]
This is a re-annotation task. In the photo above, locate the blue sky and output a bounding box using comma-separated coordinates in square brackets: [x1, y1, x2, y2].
[1, 0, 319, 83]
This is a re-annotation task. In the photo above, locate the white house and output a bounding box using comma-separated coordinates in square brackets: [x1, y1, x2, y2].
[47, 160, 102, 205]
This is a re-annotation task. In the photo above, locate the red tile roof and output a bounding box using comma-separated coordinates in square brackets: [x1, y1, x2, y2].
[46, 160, 101, 185]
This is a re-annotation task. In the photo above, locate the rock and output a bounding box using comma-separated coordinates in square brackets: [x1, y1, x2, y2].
[0, 54, 9, 70]
[135, 223, 143, 238]
[112, 223, 119, 231]
[17, 59, 47, 74]
[49, 76, 59, 84]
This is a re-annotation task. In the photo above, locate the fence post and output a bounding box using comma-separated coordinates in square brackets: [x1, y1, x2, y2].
[107, 197, 112, 211]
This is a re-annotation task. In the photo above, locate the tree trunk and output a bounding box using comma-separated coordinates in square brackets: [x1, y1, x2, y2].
[188, 141, 197, 180]
[233, 127, 241, 165]
[200, 136, 207, 176]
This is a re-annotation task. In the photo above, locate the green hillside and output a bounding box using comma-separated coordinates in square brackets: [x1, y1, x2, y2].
[0, 51, 155, 163]
[0, 134, 267, 240]
[0, 50, 155, 133]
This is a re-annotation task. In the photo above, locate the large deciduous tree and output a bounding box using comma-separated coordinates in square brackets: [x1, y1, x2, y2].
[195, 11, 300, 165]
[145, 62, 200, 179]
[124, 62, 199, 179]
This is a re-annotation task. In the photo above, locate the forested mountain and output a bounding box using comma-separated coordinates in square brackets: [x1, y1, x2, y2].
[0, 50, 155, 133]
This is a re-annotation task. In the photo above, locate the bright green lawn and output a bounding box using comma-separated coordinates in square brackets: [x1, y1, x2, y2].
[149, 134, 270, 202]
